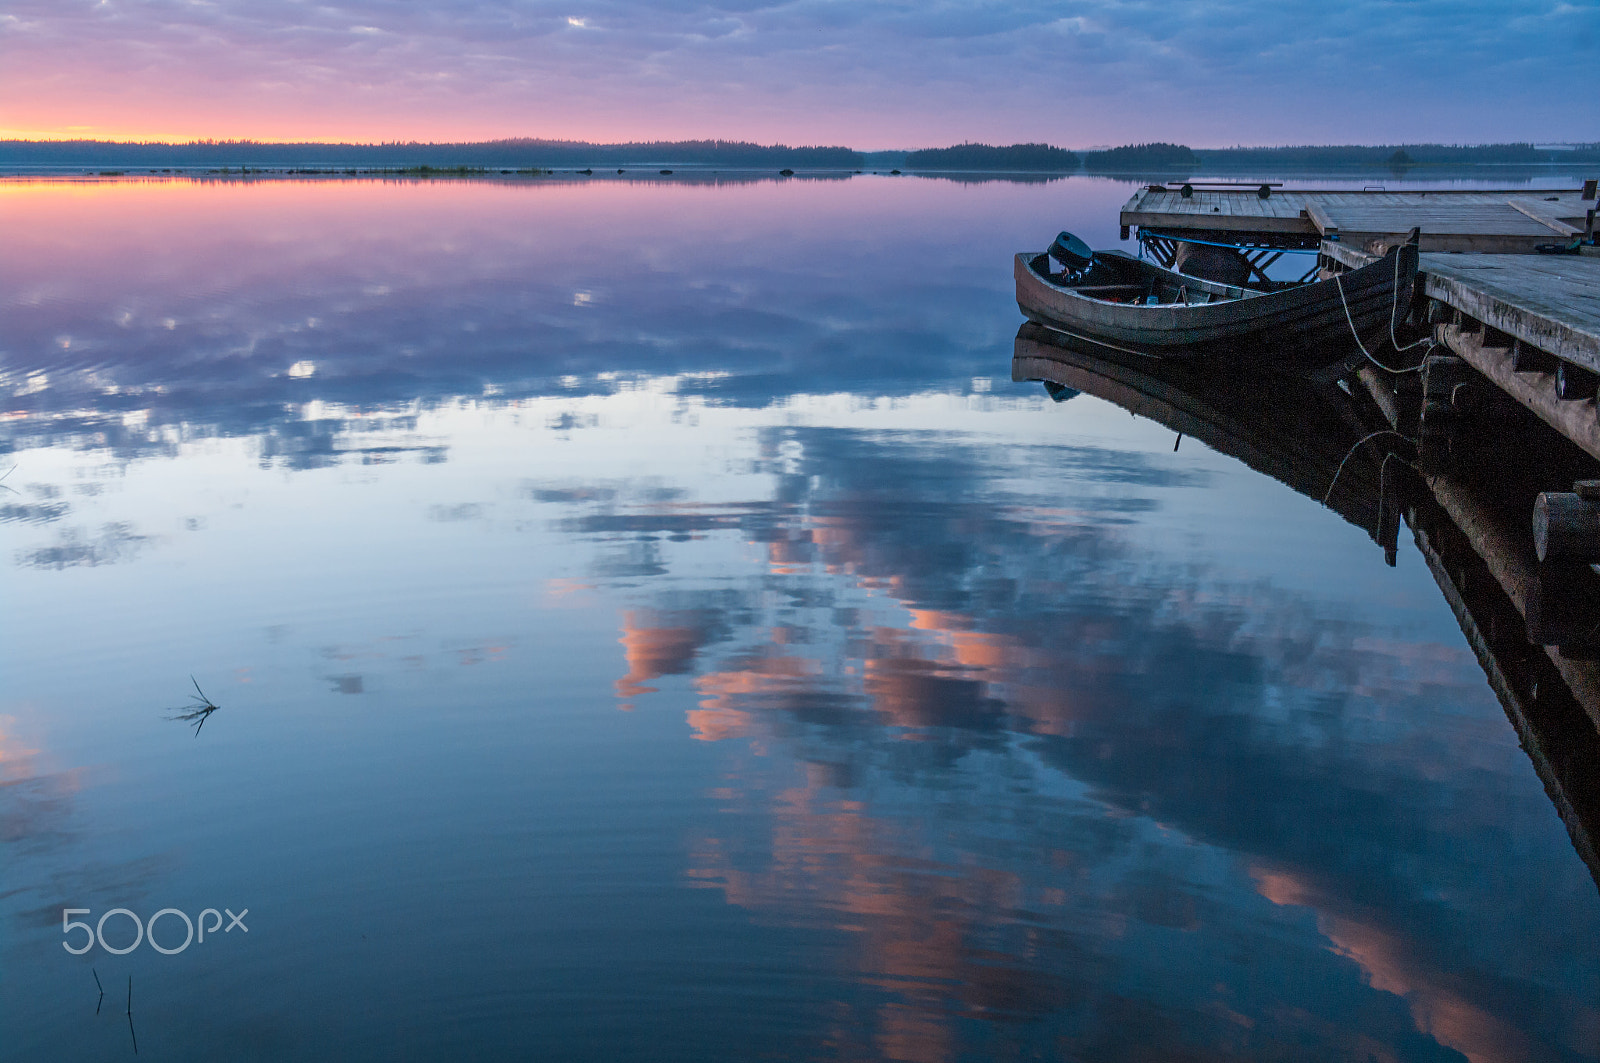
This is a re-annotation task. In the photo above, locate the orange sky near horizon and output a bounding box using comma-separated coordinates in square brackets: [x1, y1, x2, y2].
[2, 0, 1595, 150]
[0, 95, 816, 149]
[0, 89, 796, 149]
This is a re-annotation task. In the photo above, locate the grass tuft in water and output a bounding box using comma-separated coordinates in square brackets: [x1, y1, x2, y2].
[166, 675, 220, 736]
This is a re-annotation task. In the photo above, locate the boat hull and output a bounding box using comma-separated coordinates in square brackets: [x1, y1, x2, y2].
[1014, 246, 1419, 372]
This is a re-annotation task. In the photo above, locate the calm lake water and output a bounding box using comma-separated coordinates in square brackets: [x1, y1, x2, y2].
[3, 173, 1598, 1062]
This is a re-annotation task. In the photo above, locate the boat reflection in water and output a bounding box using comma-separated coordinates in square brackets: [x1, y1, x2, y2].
[1015, 320, 1600, 891]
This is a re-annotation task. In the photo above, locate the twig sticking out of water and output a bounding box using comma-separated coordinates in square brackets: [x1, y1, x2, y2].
[127, 975, 137, 1055]
[167, 676, 220, 736]
[0, 465, 15, 495]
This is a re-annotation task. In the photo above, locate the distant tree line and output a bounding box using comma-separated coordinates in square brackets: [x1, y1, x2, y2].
[0, 138, 862, 169]
[1081, 143, 1198, 170]
[1193, 143, 1600, 168]
[904, 141, 1600, 172]
[902, 142, 1079, 170]
[2, 137, 1595, 173]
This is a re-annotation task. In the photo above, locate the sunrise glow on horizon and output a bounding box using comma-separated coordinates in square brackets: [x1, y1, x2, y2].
[3, 1, 1596, 150]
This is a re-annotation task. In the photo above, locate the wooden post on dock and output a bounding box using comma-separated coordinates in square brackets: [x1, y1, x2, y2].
[1534, 490, 1600, 563]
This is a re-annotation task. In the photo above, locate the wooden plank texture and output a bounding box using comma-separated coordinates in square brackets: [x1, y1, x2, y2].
[1303, 201, 1338, 236]
[1121, 187, 1587, 251]
[1508, 199, 1585, 236]
[1422, 255, 1600, 372]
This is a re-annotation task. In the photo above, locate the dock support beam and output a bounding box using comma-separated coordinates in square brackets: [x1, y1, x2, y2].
[1436, 323, 1600, 463]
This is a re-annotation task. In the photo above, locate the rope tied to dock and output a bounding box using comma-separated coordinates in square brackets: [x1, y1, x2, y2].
[1333, 244, 1429, 374]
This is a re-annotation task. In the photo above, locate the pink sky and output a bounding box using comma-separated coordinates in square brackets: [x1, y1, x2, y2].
[3, 1, 1596, 148]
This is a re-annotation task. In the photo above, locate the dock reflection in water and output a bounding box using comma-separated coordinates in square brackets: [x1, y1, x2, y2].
[1016, 322, 1600, 894]
[2, 177, 1598, 1062]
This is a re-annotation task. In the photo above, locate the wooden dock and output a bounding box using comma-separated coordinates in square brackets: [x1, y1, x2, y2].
[1054, 184, 1600, 879]
[1120, 186, 1596, 254]
[1117, 184, 1600, 463]
[1318, 241, 1600, 460]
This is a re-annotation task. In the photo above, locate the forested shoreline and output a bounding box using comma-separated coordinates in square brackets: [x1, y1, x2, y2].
[3, 137, 1595, 173]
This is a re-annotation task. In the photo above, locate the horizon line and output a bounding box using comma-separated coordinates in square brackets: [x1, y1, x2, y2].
[1, 135, 1590, 153]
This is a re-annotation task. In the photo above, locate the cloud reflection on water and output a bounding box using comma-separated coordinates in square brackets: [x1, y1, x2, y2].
[580, 422, 1600, 1061]
[3, 177, 1597, 1062]
[1, 177, 1048, 473]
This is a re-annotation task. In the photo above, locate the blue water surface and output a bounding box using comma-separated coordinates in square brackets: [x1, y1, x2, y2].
[2, 171, 1597, 1062]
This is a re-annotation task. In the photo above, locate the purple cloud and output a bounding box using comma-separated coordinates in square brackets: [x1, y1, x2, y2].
[1, 1, 1593, 145]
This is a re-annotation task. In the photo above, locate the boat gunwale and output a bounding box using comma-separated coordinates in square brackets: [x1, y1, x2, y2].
[1014, 246, 1415, 353]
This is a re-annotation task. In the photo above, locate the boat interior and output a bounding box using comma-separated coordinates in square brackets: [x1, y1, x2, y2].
[1028, 246, 1308, 306]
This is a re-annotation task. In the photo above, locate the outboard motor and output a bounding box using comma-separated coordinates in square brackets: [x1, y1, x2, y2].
[1048, 231, 1096, 282]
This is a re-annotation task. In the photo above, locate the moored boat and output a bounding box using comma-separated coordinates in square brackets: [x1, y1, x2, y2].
[1015, 230, 1420, 374]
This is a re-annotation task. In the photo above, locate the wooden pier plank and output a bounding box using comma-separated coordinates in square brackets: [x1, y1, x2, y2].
[1120, 186, 1587, 252]
[1303, 201, 1338, 237]
[1120, 188, 1317, 235]
[1507, 199, 1585, 237]
[1422, 255, 1600, 373]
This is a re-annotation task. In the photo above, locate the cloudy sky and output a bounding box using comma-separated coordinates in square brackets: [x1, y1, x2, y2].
[1, 0, 1595, 147]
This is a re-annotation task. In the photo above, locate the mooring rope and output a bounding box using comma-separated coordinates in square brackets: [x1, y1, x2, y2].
[1144, 229, 1430, 370]
[1334, 246, 1429, 374]
[1384, 244, 1432, 354]
[1140, 229, 1439, 374]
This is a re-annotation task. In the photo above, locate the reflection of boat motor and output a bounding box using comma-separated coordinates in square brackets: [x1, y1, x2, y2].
[1048, 231, 1096, 282]
[1042, 381, 1080, 403]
